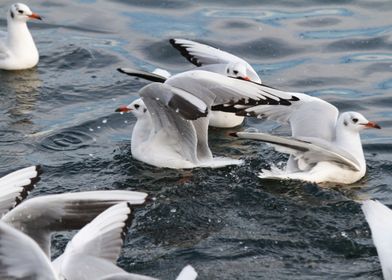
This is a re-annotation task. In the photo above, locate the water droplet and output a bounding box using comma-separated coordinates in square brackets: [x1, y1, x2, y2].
[102, 119, 107, 124]
[89, 128, 94, 132]
[170, 208, 177, 213]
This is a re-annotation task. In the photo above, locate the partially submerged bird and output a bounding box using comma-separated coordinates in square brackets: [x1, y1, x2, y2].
[118, 38, 262, 128]
[116, 70, 297, 169]
[0, 3, 42, 70]
[228, 88, 381, 184]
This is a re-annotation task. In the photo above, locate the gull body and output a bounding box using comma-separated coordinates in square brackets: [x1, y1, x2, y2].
[0, 3, 41, 70]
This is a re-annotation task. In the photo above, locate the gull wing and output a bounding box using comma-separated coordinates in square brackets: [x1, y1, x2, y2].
[117, 68, 167, 83]
[140, 83, 207, 164]
[166, 70, 297, 109]
[2, 190, 148, 257]
[170, 38, 260, 83]
[234, 132, 361, 171]
[53, 203, 134, 279]
[0, 165, 41, 217]
[219, 87, 339, 141]
[362, 200, 392, 280]
[0, 221, 57, 280]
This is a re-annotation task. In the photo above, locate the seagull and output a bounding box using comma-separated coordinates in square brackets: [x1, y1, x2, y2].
[362, 200, 392, 280]
[118, 38, 262, 128]
[0, 203, 197, 280]
[115, 70, 297, 169]
[0, 3, 42, 70]
[228, 88, 381, 184]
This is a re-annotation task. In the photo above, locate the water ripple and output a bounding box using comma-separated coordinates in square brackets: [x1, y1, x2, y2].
[205, 8, 352, 27]
[301, 25, 392, 39]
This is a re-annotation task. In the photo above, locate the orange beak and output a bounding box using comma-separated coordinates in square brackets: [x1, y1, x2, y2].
[29, 13, 42, 20]
[115, 105, 132, 113]
[364, 121, 381, 129]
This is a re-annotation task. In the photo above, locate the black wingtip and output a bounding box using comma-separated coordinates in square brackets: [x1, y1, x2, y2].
[117, 68, 125, 74]
[229, 132, 238, 137]
[169, 38, 203, 67]
[121, 203, 135, 242]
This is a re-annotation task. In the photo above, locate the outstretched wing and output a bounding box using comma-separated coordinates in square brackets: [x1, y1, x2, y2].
[233, 132, 361, 171]
[53, 203, 135, 279]
[166, 70, 297, 109]
[2, 190, 148, 257]
[170, 38, 260, 83]
[0, 221, 57, 280]
[117, 68, 167, 83]
[0, 165, 42, 217]
[218, 87, 339, 141]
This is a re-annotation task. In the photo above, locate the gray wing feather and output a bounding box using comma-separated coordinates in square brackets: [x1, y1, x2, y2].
[235, 132, 361, 171]
[1, 190, 147, 257]
[140, 83, 202, 164]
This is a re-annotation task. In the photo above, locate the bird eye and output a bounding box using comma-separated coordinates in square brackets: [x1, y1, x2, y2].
[352, 118, 358, 123]
[134, 104, 140, 109]
[233, 70, 239, 75]
[18, 10, 23, 14]
[226, 69, 229, 74]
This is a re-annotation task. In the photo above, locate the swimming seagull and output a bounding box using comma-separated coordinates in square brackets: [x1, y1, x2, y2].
[0, 203, 197, 280]
[362, 200, 392, 280]
[116, 70, 298, 169]
[228, 89, 381, 184]
[118, 38, 262, 128]
[0, 3, 42, 70]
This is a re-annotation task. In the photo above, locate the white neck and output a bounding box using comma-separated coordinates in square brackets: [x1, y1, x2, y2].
[335, 121, 366, 169]
[6, 16, 38, 57]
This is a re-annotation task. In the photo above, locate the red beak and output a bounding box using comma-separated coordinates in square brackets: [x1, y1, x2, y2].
[241, 76, 251, 81]
[115, 105, 132, 113]
[364, 121, 381, 129]
[29, 13, 42, 20]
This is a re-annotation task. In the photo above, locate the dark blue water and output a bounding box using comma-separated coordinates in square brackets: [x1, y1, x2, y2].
[1, 0, 391, 279]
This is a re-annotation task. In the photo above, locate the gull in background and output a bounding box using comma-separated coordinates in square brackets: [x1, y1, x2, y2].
[0, 3, 42, 70]
[118, 38, 262, 128]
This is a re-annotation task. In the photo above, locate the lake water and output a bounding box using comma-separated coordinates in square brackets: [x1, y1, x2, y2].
[0, 0, 391, 279]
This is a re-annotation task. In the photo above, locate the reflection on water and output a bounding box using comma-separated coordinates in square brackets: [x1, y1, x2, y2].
[0, 0, 391, 279]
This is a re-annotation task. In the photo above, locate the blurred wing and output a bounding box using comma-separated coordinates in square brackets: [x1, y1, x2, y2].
[0, 165, 41, 217]
[234, 132, 361, 171]
[362, 200, 392, 280]
[220, 88, 339, 141]
[2, 190, 148, 257]
[170, 38, 260, 82]
[117, 68, 167, 83]
[166, 70, 297, 108]
[54, 203, 133, 278]
[140, 83, 202, 164]
[176, 265, 198, 280]
[0, 221, 57, 280]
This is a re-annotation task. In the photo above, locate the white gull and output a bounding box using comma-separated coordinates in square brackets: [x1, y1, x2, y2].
[228, 88, 381, 184]
[0, 3, 42, 70]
